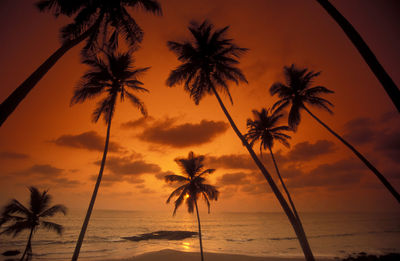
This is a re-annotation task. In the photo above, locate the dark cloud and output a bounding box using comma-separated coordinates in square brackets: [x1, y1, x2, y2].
[12, 164, 80, 187]
[51, 131, 123, 152]
[0, 151, 29, 159]
[287, 159, 366, 189]
[207, 154, 258, 170]
[100, 156, 161, 176]
[121, 116, 154, 129]
[285, 140, 336, 162]
[93, 155, 161, 185]
[343, 117, 375, 145]
[374, 127, 400, 163]
[216, 172, 250, 186]
[138, 118, 229, 148]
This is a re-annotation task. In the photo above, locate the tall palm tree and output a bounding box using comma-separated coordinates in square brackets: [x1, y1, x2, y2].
[70, 51, 149, 260]
[270, 64, 400, 204]
[165, 151, 219, 261]
[166, 20, 315, 261]
[245, 108, 300, 220]
[0, 186, 67, 261]
[0, 0, 161, 127]
[315, 0, 400, 112]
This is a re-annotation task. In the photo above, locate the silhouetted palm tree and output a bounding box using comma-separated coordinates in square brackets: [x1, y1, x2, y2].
[70, 51, 149, 260]
[165, 151, 219, 261]
[166, 20, 315, 261]
[0, 186, 67, 261]
[245, 108, 300, 219]
[0, 0, 161, 127]
[315, 0, 400, 112]
[270, 64, 400, 204]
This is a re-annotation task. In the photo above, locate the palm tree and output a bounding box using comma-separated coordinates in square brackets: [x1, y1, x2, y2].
[166, 20, 315, 261]
[315, 0, 400, 112]
[245, 108, 300, 220]
[165, 151, 219, 261]
[0, 186, 67, 261]
[0, 0, 161, 127]
[70, 51, 149, 260]
[270, 64, 400, 204]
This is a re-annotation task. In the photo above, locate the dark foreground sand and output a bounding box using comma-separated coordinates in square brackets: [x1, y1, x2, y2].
[103, 249, 334, 261]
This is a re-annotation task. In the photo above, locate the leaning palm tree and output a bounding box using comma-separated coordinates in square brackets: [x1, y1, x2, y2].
[0, 186, 67, 261]
[270, 64, 400, 203]
[0, 0, 161, 127]
[165, 151, 219, 261]
[166, 20, 315, 261]
[315, 0, 400, 112]
[245, 108, 300, 220]
[70, 51, 149, 260]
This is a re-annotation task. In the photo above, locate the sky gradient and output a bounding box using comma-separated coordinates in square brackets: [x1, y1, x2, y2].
[0, 0, 399, 213]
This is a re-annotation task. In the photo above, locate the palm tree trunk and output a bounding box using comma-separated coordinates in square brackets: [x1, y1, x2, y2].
[194, 200, 204, 261]
[0, 16, 103, 127]
[71, 115, 113, 261]
[20, 227, 34, 261]
[268, 147, 300, 221]
[210, 86, 315, 261]
[303, 106, 400, 204]
[315, 0, 400, 112]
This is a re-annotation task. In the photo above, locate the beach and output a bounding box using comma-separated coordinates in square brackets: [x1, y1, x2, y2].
[103, 249, 333, 261]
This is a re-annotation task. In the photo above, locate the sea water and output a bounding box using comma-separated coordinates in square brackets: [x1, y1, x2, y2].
[0, 210, 399, 260]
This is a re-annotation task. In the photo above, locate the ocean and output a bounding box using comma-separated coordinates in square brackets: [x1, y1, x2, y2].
[0, 210, 399, 260]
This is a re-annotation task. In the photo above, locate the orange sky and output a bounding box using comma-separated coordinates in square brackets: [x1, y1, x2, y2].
[0, 0, 399, 213]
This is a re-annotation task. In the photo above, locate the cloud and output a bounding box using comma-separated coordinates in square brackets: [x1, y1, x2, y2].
[285, 140, 336, 162]
[207, 154, 258, 170]
[121, 116, 154, 129]
[12, 164, 80, 187]
[138, 118, 229, 148]
[51, 131, 123, 152]
[374, 126, 400, 163]
[343, 117, 375, 145]
[216, 172, 251, 186]
[287, 159, 366, 189]
[93, 155, 161, 185]
[0, 151, 29, 160]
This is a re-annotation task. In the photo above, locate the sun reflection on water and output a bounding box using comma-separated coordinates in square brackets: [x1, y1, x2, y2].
[182, 241, 191, 250]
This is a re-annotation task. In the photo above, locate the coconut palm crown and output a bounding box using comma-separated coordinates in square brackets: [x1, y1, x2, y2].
[245, 108, 291, 155]
[0, 187, 67, 261]
[165, 151, 219, 215]
[270, 64, 334, 130]
[166, 20, 248, 104]
[38, 0, 162, 54]
[71, 51, 149, 123]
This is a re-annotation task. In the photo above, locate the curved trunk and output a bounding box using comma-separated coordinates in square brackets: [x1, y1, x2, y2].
[303, 106, 400, 204]
[20, 227, 34, 261]
[210, 86, 315, 261]
[71, 115, 113, 261]
[315, 0, 400, 112]
[194, 201, 204, 261]
[0, 16, 103, 127]
[268, 147, 300, 221]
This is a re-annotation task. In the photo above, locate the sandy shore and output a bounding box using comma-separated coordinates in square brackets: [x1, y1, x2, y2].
[103, 249, 334, 261]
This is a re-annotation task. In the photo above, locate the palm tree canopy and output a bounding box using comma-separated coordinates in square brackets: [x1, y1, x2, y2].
[36, 0, 162, 54]
[0, 187, 67, 237]
[165, 151, 219, 215]
[270, 64, 334, 130]
[71, 51, 149, 124]
[245, 108, 292, 154]
[166, 20, 248, 104]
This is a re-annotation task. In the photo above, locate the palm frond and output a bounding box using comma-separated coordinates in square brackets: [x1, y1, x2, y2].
[41, 221, 64, 235]
[39, 204, 67, 218]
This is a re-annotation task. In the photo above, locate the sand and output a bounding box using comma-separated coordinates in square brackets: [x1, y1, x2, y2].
[103, 249, 334, 261]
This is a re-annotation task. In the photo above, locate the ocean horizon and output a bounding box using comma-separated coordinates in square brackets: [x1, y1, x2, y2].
[1, 210, 399, 260]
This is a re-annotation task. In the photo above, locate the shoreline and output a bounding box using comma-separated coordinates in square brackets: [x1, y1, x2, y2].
[101, 249, 335, 261]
